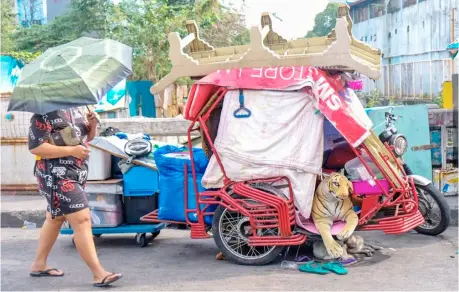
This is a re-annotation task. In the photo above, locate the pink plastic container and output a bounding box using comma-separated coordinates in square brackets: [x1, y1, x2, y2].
[348, 79, 363, 91]
[352, 179, 390, 195]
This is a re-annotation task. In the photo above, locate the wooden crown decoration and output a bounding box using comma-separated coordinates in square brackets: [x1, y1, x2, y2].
[150, 4, 382, 95]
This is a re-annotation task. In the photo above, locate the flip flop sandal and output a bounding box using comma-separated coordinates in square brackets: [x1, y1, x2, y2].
[30, 268, 64, 277]
[339, 257, 358, 266]
[322, 262, 348, 275]
[299, 262, 330, 275]
[93, 273, 123, 287]
[295, 255, 314, 264]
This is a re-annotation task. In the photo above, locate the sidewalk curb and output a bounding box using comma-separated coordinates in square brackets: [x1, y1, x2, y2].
[1, 205, 458, 229]
[1, 210, 46, 228]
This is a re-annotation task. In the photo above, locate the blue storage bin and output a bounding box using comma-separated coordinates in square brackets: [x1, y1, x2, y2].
[123, 166, 159, 196]
[154, 146, 215, 224]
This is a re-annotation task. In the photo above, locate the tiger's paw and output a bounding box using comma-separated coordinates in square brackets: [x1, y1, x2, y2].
[325, 240, 344, 258]
[337, 227, 354, 241]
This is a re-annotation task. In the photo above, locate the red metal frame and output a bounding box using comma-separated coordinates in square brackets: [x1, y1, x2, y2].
[349, 143, 424, 234]
[141, 86, 423, 248]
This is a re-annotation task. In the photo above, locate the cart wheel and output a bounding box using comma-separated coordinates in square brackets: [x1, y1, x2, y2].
[135, 233, 148, 247]
[93, 234, 102, 238]
[151, 231, 160, 240]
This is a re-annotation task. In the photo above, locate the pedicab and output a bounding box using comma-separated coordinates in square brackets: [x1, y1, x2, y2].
[141, 5, 451, 265]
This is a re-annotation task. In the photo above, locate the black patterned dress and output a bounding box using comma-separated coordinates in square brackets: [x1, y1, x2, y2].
[28, 108, 90, 217]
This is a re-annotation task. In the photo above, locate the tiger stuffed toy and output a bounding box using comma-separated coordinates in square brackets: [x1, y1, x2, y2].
[311, 172, 359, 259]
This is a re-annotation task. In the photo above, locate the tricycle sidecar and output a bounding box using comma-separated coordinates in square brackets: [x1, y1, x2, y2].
[141, 4, 450, 265]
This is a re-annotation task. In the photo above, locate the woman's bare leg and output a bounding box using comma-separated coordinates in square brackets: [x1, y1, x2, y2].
[65, 208, 121, 283]
[31, 212, 65, 275]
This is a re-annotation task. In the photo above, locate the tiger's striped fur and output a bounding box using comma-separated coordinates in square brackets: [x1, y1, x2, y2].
[311, 172, 359, 258]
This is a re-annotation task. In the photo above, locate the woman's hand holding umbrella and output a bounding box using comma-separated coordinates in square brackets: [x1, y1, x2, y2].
[86, 111, 99, 142]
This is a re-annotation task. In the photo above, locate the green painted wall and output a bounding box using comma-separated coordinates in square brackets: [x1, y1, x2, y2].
[365, 104, 432, 180]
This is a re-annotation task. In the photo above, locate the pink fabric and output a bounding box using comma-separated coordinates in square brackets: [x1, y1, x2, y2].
[295, 211, 346, 235]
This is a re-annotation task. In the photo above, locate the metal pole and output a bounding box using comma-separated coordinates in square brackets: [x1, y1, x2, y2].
[430, 60, 433, 100]
[420, 61, 423, 98]
[413, 62, 415, 99]
[400, 64, 402, 99]
[452, 8, 455, 44]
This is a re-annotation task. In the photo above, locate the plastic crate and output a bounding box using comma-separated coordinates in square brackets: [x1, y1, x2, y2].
[87, 148, 112, 181]
[87, 193, 123, 227]
[88, 193, 123, 212]
[123, 194, 158, 224]
[123, 166, 159, 197]
[90, 209, 123, 227]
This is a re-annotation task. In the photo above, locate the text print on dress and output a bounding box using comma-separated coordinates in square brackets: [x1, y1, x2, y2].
[60, 180, 75, 193]
[39, 189, 51, 198]
[69, 204, 85, 209]
[55, 192, 71, 203]
[59, 159, 74, 165]
[50, 207, 62, 216]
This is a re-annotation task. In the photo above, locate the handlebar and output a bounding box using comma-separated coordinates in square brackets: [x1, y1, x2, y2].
[385, 108, 402, 127]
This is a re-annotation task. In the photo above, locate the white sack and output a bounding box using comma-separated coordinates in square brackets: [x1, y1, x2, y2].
[202, 89, 324, 219]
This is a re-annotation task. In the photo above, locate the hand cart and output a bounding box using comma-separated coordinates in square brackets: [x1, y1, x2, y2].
[60, 161, 166, 248]
[60, 222, 166, 247]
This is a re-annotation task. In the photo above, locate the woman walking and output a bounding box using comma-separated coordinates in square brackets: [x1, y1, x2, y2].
[28, 107, 122, 287]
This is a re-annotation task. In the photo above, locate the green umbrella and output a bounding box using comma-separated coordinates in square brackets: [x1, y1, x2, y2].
[8, 37, 132, 114]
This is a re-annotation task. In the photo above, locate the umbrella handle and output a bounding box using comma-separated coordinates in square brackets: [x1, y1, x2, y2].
[86, 106, 102, 127]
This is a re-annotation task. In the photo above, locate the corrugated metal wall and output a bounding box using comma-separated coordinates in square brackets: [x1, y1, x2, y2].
[351, 0, 458, 98]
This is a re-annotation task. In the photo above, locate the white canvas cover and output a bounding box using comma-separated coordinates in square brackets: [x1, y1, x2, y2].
[202, 89, 324, 219]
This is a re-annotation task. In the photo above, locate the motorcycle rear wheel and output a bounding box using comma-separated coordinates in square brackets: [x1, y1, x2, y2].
[414, 183, 451, 236]
[212, 184, 286, 265]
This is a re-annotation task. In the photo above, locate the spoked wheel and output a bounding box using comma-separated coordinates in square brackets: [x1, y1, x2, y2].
[212, 184, 286, 266]
[415, 183, 451, 236]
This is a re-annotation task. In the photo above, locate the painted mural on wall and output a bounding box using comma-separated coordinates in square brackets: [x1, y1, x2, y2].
[0, 55, 23, 94]
[94, 79, 127, 113]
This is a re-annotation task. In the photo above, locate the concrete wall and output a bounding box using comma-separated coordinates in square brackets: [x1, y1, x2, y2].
[1, 144, 37, 185]
[0, 98, 36, 186]
[350, 0, 458, 98]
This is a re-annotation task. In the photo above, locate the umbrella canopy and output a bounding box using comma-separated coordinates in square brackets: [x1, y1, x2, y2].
[8, 37, 132, 114]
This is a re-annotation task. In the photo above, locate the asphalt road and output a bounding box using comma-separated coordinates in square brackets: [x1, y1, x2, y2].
[1, 228, 458, 291]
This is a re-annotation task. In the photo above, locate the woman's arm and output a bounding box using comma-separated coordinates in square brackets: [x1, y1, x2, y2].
[87, 125, 97, 142]
[31, 143, 89, 159]
[86, 112, 98, 142]
[30, 143, 71, 159]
